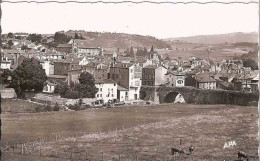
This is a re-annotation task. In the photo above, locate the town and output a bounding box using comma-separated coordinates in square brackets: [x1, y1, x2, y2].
[1, 1, 259, 160]
[1, 31, 259, 108]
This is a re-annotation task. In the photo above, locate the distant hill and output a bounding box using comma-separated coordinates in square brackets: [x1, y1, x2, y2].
[164, 32, 258, 44]
[59, 30, 172, 50]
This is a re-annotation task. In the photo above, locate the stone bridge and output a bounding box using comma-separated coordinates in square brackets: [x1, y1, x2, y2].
[140, 86, 259, 106]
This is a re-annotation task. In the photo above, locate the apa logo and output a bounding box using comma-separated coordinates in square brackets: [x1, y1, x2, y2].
[223, 141, 237, 149]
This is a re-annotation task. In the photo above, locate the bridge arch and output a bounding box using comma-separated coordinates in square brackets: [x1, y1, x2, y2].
[164, 92, 185, 103]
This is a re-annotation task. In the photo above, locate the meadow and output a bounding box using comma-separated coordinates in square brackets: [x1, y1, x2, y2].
[1, 100, 259, 161]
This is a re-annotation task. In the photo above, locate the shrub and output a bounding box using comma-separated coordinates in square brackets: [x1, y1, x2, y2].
[35, 106, 44, 112]
[64, 91, 80, 99]
[44, 104, 53, 112]
[68, 104, 81, 111]
[53, 103, 60, 111]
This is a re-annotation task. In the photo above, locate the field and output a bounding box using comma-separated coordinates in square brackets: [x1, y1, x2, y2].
[157, 42, 257, 61]
[1, 100, 259, 161]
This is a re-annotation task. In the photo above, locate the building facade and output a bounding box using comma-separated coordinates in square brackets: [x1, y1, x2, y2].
[110, 63, 142, 101]
[95, 79, 117, 104]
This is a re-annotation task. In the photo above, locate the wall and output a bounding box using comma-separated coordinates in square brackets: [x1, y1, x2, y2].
[95, 83, 117, 103]
[1, 88, 17, 98]
[155, 66, 167, 86]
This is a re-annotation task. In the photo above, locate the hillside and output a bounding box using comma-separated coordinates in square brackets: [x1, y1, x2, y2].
[164, 32, 258, 44]
[61, 30, 172, 50]
[156, 42, 258, 61]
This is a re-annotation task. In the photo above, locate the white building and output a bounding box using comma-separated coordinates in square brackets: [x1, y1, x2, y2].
[40, 60, 51, 76]
[1, 60, 11, 70]
[117, 85, 128, 102]
[43, 81, 57, 93]
[95, 79, 117, 104]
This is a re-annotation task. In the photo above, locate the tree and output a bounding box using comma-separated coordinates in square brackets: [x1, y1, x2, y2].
[1, 69, 12, 84]
[54, 81, 70, 97]
[78, 72, 98, 98]
[7, 32, 14, 38]
[9, 58, 47, 98]
[27, 34, 42, 44]
[130, 46, 134, 57]
[8, 40, 14, 46]
[242, 59, 258, 70]
[54, 32, 71, 44]
[75, 33, 79, 39]
[21, 45, 30, 50]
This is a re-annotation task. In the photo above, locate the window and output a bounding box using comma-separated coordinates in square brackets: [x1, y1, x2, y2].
[97, 94, 99, 97]
[177, 80, 183, 84]
[108, 88, 110, 91]
[114, 83, 116, 86]
[112, 94, 114, 97]
[131, 69, 133, 73]
[100, 94, 102, 97]
[126, 92, 128, 96]
[100, 88, 102, 92]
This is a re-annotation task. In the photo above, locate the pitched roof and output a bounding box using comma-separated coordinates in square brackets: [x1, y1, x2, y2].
[112, 63, 134, 68]
[117, 85, 128, 91]
[143, 65, 157, 69]
[48, 75, 67, 79]
[95, 79, 116, 84]
[117, 56, 134, 62]
[195, 73, 216, 83]
[57, 44, 72, 48]
[46, 81, 57, 86]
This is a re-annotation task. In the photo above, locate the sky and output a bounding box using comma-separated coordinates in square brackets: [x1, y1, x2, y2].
[1, 0, 258, 39]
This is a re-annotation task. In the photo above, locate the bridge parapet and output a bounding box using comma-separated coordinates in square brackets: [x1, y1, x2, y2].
[140, 86, 259, 106]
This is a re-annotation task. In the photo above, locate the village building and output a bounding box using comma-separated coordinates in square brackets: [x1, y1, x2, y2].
[142, 65, 168, 86]
[117, 85, 129, 102]
[110, 63, 142, 101]
[68, 39, 103, 56]
[194, 73, 217, 90]
[43, 81, 57, 93]
[68, 62, 109, 85]
[56, 44, 72, 53]
[54, 60, 71, 75]
[95, 79, 117, 104]
[165, 72, 185, 87]
[47, 74, 67, 83]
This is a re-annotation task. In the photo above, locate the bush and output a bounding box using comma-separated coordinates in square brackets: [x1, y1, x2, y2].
[64, 91, 80, 99]
[53, 103, 60, 111]
[35, 106, 44, 112]
[44, 104, 53, 112]
[68, 104, 81, 111]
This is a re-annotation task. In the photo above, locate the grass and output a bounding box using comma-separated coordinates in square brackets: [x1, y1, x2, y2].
[1, 99, 41, 113]
[1, 100, 259, 161]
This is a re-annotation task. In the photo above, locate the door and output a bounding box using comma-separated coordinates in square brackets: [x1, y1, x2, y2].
[134, 94, 138, 100]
